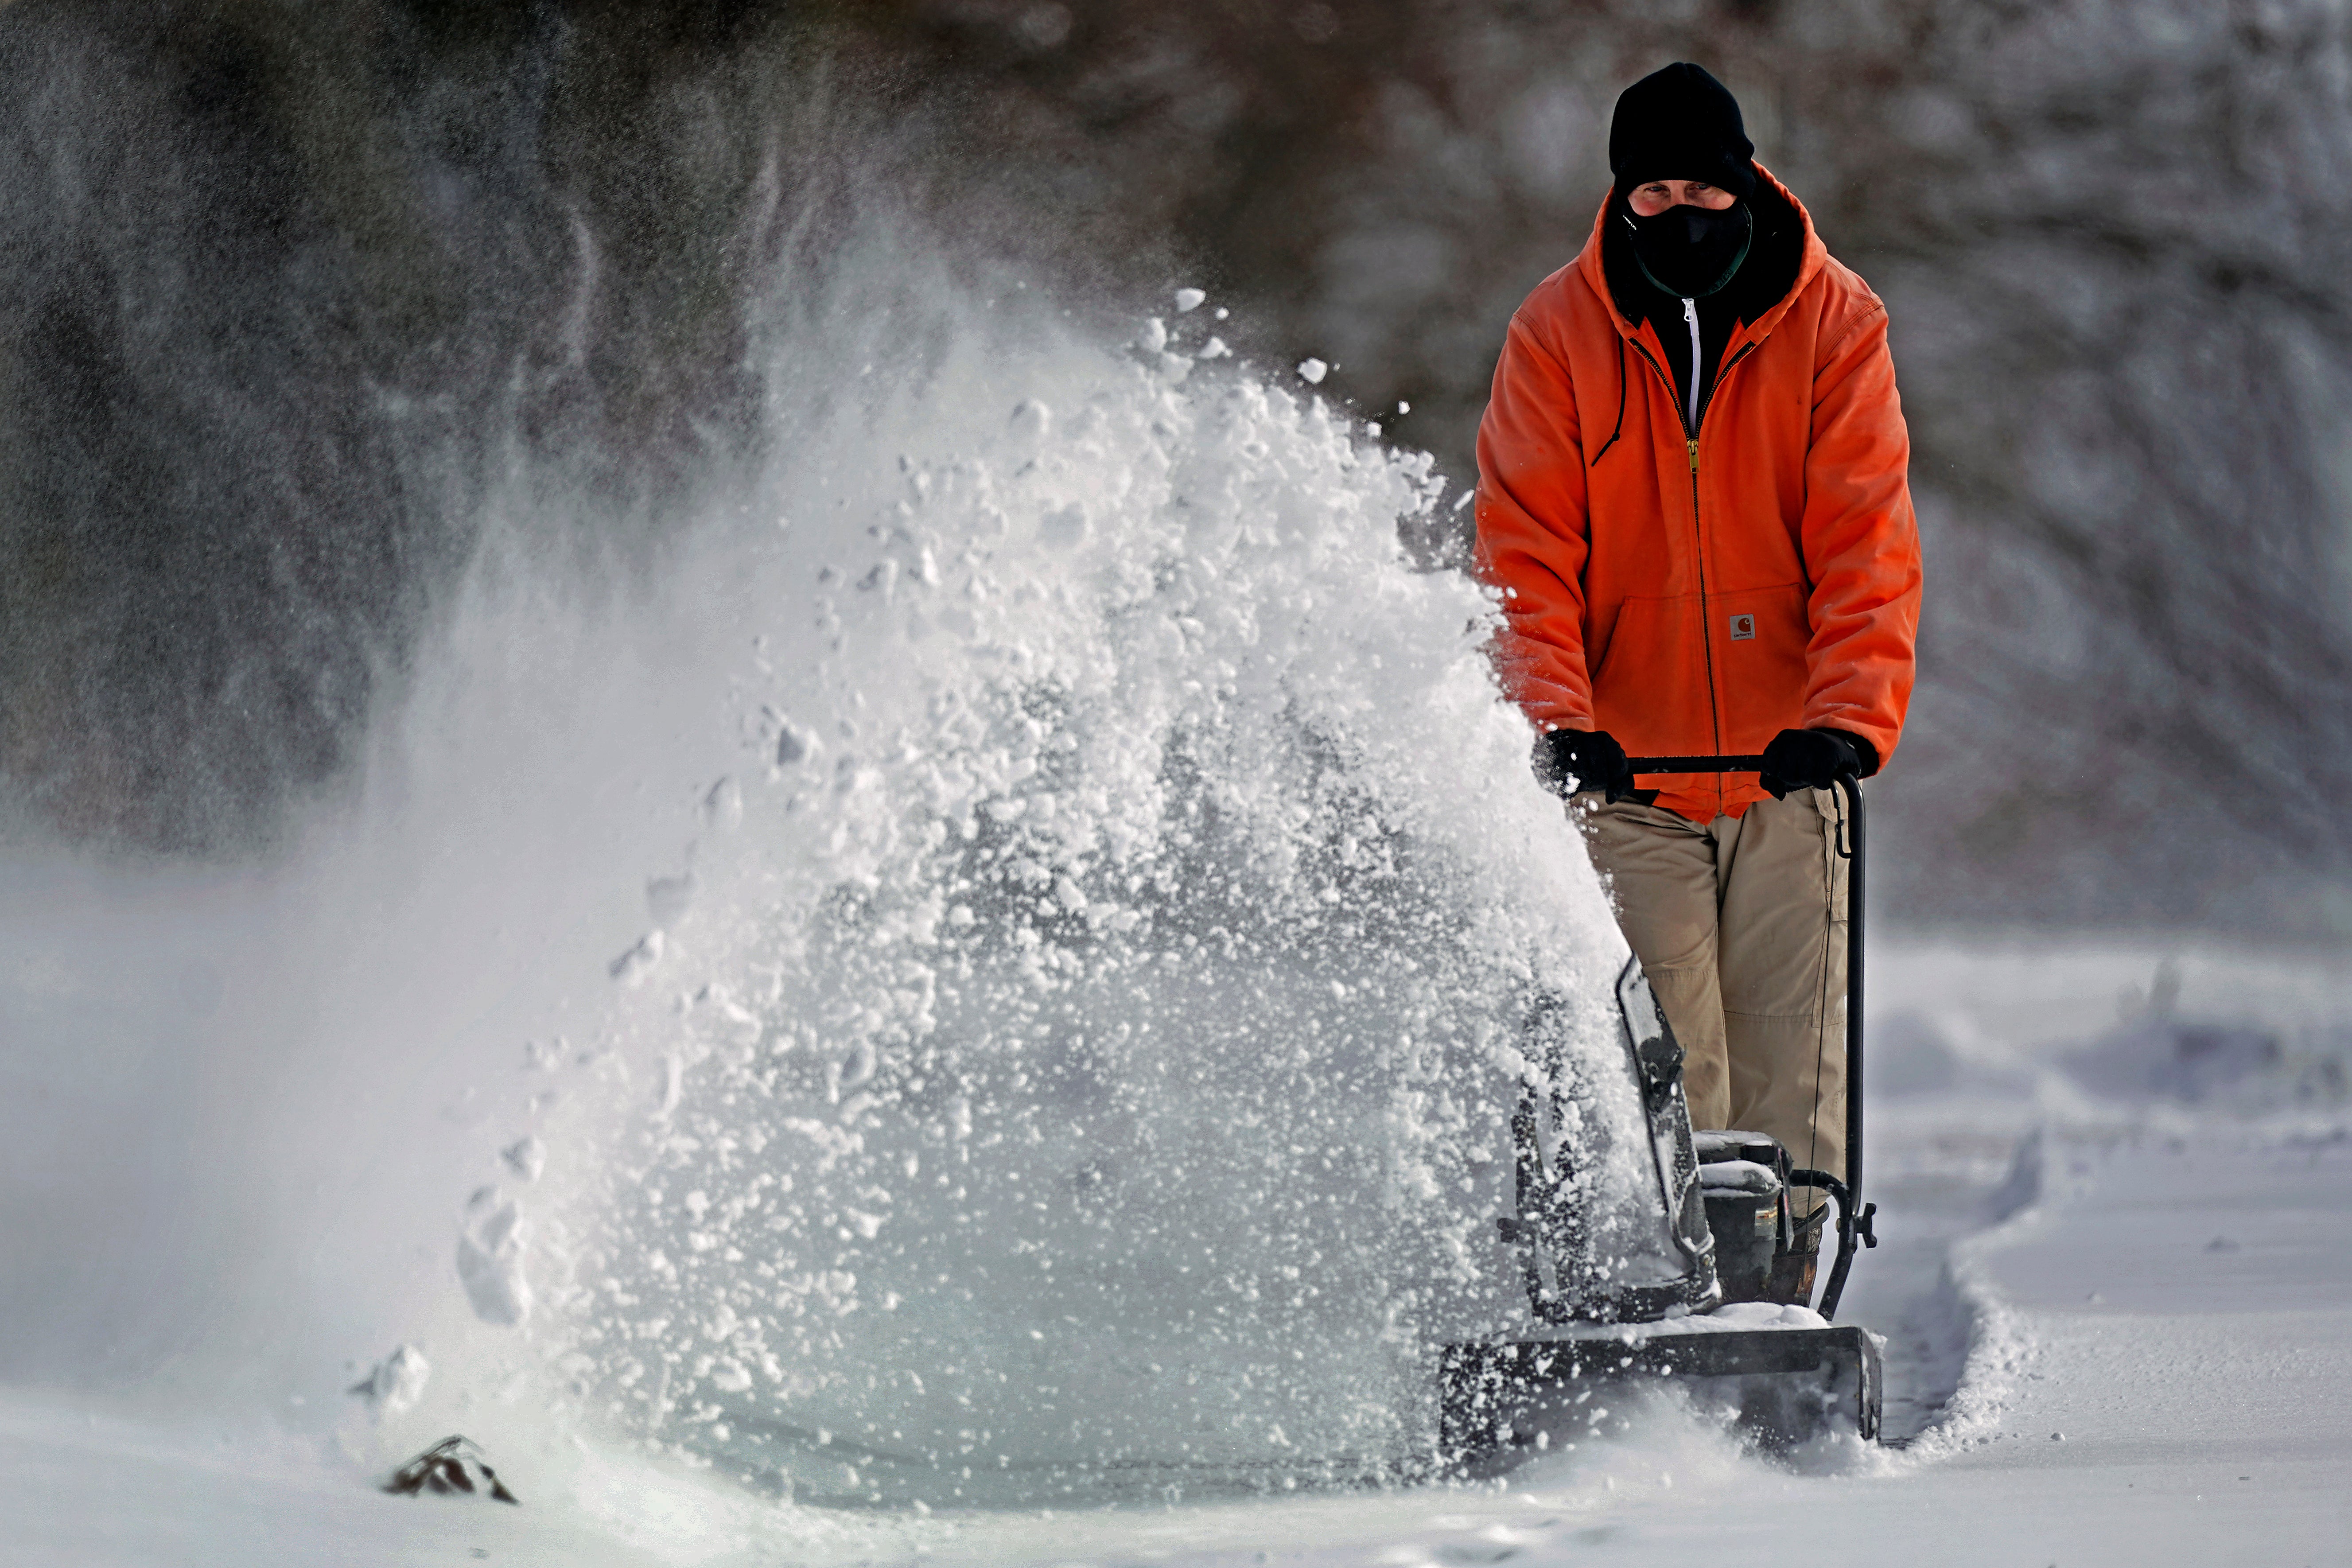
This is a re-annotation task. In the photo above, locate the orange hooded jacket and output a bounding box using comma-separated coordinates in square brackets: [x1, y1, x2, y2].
[1474, 168, 1922, 823]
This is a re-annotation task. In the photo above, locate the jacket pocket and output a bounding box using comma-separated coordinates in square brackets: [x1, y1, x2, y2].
[1590, 593, 1712, 755]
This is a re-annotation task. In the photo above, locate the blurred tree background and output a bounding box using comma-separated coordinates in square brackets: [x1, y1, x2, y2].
[2, 0, 2349, 933]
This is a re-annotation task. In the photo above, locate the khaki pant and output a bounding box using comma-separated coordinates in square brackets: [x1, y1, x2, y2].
[1580, 790, 1849, 1205]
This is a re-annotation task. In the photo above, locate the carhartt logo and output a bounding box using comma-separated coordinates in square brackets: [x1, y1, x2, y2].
[1729, 614, 1756, 641]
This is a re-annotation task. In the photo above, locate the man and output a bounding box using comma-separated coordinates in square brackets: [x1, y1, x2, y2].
[1473, 62, 1921, 1272]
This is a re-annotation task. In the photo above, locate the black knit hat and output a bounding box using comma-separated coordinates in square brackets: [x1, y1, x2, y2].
[1608, 62, 1757, 200]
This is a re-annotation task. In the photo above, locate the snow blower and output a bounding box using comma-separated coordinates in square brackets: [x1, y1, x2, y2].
[1439, 759, 1880, 1465]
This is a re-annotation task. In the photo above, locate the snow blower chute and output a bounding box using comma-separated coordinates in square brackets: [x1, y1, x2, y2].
[1440, 760, 1880, 1464]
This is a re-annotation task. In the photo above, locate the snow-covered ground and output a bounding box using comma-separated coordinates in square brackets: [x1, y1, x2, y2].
[6, 942, 2345, 1567]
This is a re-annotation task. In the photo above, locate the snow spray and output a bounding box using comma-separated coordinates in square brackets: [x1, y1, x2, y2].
[464, 272, 1678, 1505]
[0, 233, 1657, 1510]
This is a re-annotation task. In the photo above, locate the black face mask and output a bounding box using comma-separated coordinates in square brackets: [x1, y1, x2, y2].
[1625, 200, 1754, 299]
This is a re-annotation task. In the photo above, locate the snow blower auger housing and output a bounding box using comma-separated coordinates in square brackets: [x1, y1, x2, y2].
[1440, 761, 1880, 1465]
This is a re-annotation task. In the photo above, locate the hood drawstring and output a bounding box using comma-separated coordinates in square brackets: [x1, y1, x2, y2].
[1592, 333, 1628, 465]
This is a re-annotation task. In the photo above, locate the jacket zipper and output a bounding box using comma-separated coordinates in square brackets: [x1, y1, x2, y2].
[1627, 330, 1761, 769]
[1680, 297, 1703, 432]
[1687, 340, 1758, 763]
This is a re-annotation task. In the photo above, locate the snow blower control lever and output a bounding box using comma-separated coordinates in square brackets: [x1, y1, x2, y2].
[1617, 755, 1878, 1321]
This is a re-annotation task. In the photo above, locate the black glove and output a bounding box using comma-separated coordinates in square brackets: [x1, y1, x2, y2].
[1757, 728, 1872, 798]
[1537, 728, 1637, 803]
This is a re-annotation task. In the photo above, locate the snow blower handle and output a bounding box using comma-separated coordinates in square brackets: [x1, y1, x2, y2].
[1616, 755, 1770, 774]
[1619, 755, 1875, 1322]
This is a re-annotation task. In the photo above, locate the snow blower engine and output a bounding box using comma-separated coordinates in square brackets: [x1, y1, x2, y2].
[1440, 759, 1881, 1464]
